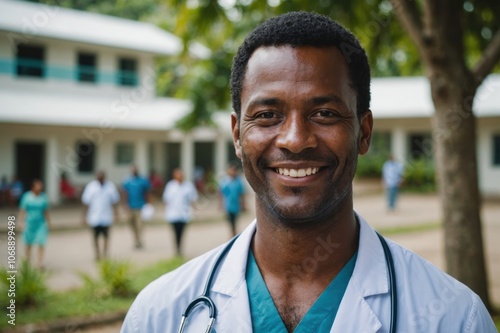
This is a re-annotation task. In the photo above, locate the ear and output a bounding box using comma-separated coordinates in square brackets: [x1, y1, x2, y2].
[231, 112, 242, 159]
[358, 110, 373, 155]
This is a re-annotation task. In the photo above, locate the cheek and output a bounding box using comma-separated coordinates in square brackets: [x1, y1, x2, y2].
[240, 126, 274, 157]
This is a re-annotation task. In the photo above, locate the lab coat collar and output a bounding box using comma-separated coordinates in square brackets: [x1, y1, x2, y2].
[211, 221, 256, 333]
[330, 212, 388, 332]
[211, 214, 389, 332]
[211, 214, 388, 298]
[351, 212, 389, 297]
[211, 220, 256, 296]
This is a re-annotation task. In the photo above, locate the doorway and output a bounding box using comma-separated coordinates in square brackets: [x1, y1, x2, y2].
[15, 142, 45, 193]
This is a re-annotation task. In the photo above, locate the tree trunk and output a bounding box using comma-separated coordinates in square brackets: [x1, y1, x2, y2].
[429, 71, 492, 311]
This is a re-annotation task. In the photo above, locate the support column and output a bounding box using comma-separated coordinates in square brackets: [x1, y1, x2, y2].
[181, 133, 194, 181]
[46, 136, 60, 205]
[136, 139, 148, 176]
[215, 133, 228, 179]
[391, 127, 406, 163]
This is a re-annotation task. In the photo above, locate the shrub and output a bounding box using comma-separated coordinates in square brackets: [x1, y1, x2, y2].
[79, 259, 134, 299]
[403, 158, 436, 192]
[0, 260, 49, 308]
[356, 153, 387, 178]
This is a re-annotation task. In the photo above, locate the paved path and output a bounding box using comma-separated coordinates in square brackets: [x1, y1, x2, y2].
[1, 184, 499, 332]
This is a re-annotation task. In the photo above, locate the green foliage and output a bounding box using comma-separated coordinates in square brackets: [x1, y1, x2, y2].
[402, 158, 436, 192]
[79, 259, 134, 299]
[0, 260, 49, 308]
[356, 154, 387, 179]
[0, 257, 184, 329]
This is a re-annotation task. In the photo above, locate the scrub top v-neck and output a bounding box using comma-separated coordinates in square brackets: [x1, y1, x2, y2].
[246, 250, 357, 333]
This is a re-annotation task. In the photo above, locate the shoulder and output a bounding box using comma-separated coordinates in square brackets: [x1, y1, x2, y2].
[386, 240, 494, 331]
[124, 246, 223, 332]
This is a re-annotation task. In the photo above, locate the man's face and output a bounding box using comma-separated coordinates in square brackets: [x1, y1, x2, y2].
[231, 46, 372, 223]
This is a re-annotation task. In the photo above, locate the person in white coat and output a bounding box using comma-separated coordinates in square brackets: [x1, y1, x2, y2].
[122, 12, 495, 332]
[162, 168, 198, 256]
[81, 170, 119, 261]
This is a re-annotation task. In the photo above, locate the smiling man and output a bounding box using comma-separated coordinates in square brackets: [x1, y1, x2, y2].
[121, 12, 495, 332]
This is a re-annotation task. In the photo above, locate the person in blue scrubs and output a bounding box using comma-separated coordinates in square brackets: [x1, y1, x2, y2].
[219, 164, 246, 236]
[122, 165, 151, 249]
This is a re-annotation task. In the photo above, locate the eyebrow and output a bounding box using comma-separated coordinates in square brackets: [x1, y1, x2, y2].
[309, 94, 346, 107]
[247, 97, 282, 109]
[246, 94, 347, 110]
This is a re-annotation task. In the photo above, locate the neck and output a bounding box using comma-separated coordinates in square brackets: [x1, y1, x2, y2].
[251, 195, 359, 283]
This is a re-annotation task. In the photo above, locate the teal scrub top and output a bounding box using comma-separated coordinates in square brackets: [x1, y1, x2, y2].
[246, 250, 357, 333]
[20, 191, 49, 245]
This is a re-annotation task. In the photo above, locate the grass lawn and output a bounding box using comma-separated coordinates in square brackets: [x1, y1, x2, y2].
[1, 257, 184, 330]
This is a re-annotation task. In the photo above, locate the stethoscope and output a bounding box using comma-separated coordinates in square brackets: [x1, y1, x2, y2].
[178, 232, 397, 333]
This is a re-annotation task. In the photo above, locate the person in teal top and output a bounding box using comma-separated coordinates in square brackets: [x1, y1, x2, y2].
[19, 179, 51, 269]
[219, 164, 246, 236]
[122, 165, 151, 249]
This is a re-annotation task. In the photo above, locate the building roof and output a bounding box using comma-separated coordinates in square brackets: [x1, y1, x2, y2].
[371, 74, 500, 118]
[0, 89, 191, 130]
[0, 0, 209, 57]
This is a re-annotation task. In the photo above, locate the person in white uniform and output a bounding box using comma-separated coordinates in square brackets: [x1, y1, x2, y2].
[81, 170, 120, 261]
[162, 168, 198, 256]
[122, 12, 496, 332]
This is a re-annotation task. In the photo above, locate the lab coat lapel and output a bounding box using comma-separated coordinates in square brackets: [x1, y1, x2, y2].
[330, 214, 388, 332]
[211, 221, 256, 333]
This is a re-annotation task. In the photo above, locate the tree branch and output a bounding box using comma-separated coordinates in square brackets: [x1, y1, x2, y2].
[390, 0, 425, 51]
[473, 29, 500, 86]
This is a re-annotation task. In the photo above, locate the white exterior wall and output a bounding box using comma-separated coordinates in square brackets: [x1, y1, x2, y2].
[0, 32, 155, 99]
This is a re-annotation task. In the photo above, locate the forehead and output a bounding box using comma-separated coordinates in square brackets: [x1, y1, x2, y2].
[241, 46, 355, 109]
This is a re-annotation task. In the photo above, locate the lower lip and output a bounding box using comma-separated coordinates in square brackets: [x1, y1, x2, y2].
[269, 168, 325, 186]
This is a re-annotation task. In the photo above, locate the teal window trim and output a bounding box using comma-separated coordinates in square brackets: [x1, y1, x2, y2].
[16, 58, 45, 78]
[0, 58, 142, 86]
[117, 69, 139, 86]
[77, 64, 97, 83]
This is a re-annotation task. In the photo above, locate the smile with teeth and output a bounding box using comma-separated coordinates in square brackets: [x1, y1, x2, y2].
[275, 167, 320, 178]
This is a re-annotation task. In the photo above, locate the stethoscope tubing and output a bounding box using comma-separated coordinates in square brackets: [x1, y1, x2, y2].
[178, 235, 239, 333]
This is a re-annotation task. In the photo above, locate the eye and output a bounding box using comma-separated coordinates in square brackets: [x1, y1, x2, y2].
[313, 110, 336, 118]
[257, 111, 277, 119]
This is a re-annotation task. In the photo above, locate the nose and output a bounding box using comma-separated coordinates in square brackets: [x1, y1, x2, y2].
[275, 114, 317, 153]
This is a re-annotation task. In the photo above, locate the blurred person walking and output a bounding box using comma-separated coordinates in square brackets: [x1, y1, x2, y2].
[382, 155, 404, 212]
[82, 171, 120, 261]
[19, 179, 51, 269]
[122, 166, 151, 249]
[219, 164, 246, 236]
[162, 168, 198, 256]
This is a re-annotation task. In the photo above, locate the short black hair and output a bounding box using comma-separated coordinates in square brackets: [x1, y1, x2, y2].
[230, 11, 371, 119]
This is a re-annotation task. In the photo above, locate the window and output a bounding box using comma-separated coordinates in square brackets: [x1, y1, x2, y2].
[77, 52, 97, 82]
[117, 58, 138, 86]
[16, 44, 45, 77]
[115, 142, 134, 165]
[76, 141, 95, 173]
[409, 133, 433, 160]
[493, 135, 500, 166]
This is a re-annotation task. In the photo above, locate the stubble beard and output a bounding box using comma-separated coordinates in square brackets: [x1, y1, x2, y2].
[241, 150, 358, 229]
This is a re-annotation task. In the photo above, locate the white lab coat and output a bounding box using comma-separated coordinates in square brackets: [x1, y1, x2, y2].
[121, 214, 496, 332]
